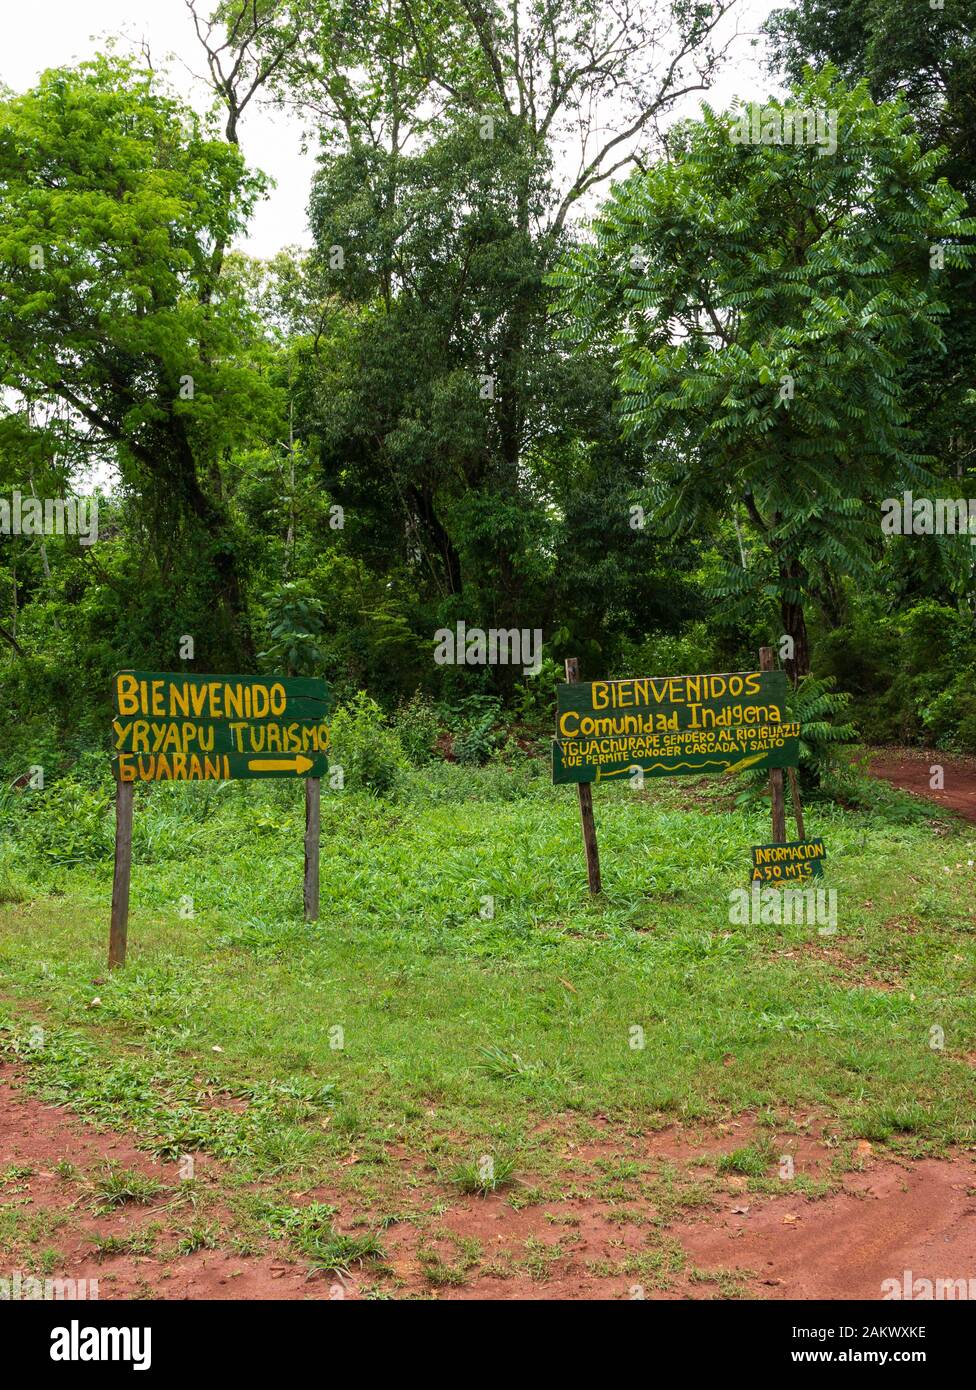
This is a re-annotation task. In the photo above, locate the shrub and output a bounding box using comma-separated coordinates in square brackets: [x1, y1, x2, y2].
[13, 782, 114, 866]
[792, 674, 858, 784]
[391, 692, 440, 767]
[444, 694, 503, 766]
[737, 673, 856, 803]
[814, 601, 976, 752]
[509, 658, 562, 729]
[0, 843, 30, 904]
[328, 693, 408, 795]
[921, 668, 976, 753]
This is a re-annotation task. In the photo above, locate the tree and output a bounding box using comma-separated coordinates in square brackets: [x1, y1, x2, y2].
[551, 72, 973, 678]
[764, 0, 976, 560]
[0, 55, 277, 666]
[226, 0, 746, 660]
[765, 0, 976, 186]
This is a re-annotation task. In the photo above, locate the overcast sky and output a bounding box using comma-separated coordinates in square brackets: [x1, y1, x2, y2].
[1, 0, 783, 259]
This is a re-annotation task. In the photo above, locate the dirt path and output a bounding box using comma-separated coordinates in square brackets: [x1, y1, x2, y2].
[868, 747, 976, 823]
[4, 1070, 975, 1300]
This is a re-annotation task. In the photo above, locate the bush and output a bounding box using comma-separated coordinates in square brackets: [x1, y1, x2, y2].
[814, 601, 976, 752]
[0, 842, 30, 904]
[328, 693, 408, 795]
[391, 693, 441, 767]
[792, 674, 858, 784]
[442, 694, 503, 766]
[509, 658, 562, 730]
[920, 668, 976, 752]
[12, 782, 114, 866]
[738, 673, 856, 804]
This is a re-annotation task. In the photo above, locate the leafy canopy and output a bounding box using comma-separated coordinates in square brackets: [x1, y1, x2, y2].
[551, 71, 974, 659]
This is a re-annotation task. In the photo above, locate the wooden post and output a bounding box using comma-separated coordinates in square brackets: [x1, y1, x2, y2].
[564, 657, 602, 895]
[788, 766, 806, 840]
[304, 777, 321, 922]
[759, 647, 787, 843]
[109, 780, 134, 969]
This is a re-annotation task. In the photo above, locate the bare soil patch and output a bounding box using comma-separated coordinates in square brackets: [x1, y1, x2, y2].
[4, 1070, 975, 1300]
[868, 747, 976, 823]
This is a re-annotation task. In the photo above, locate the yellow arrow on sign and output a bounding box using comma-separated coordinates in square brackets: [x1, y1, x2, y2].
[246, 754, 315, 774]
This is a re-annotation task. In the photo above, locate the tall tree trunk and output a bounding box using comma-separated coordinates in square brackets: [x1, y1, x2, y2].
[779, 556, 811, 683]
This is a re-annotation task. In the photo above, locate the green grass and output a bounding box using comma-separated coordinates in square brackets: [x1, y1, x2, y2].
[262, 1202, 385, 1275]
[449, 1154, 518, 1196]
[89, 1227, 160, 1261]
[86, 1164, 164, 1213]
[715, 1139, 775, 1178]
[1, 758, 975, 1236]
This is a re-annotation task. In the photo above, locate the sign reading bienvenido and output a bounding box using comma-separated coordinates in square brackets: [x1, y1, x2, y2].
[751, 838, 825, 883]
[112, 672, 330, 781]
[552, 670, 799, 784]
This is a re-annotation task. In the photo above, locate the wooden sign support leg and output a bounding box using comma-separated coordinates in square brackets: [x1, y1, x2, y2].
[109, 780, 134, 969]
[759, 647, 787, 843]
[564, 657, 602, 895]
[304, 777, 321, 922]
[788, 767, 806, 840]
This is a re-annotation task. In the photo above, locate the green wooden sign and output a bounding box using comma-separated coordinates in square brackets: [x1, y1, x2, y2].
[751, 838, 826, 883]
[111, 672, 330, 781]
[552, 670, 799, 784]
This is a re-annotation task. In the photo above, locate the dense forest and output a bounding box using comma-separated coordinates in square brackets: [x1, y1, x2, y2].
[1, 0, 974, 781]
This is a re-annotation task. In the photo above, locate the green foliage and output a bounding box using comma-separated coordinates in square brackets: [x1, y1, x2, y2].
[14, 784, 114, 867]
[0, 54, 276, 667]
[391, 693, 441, 767]
[551, 69, 975, 676]
[791, 675, 858, 782]
[258, 582, 326, 676]
[443, 694, 503, 766]
[509, 659, 562, 729]
[328, 694, 408, 795]
[736, 673, 856, 804]
[764, 0, 976, 622]
[0, 843, 29, 905]
[1, 21, 974, 823]
[815, 600, 976, 752]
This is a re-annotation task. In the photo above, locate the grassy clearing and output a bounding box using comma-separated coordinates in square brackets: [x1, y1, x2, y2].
[1, 759, 975, 1261]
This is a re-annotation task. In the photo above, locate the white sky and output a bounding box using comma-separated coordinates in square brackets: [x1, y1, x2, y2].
[0, 0, 782, 259]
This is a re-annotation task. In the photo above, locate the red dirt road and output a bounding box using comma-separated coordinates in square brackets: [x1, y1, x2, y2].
[674, 1157, 976, 1301]
[868, 747, 976, 823]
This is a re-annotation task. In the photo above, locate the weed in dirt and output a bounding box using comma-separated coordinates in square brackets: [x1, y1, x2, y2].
[175, 1222, 221, 1255]
[86, 1164, 164, 1214]
[449, 1155, 517, 1196]
[263, 1202, 384, 1276]
[89, 1228, 160, 1261]
[715, 1139, 775, 1178]
[2, 1165, 34, 1183]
